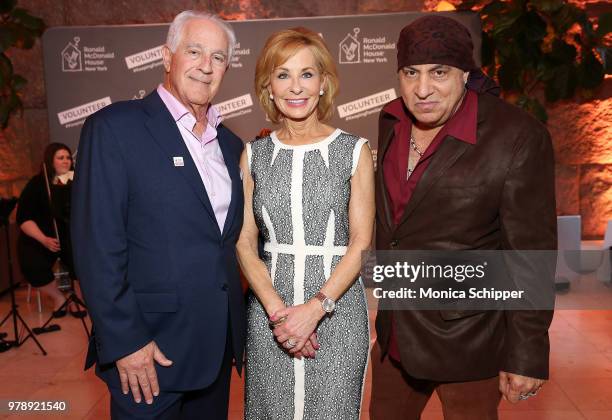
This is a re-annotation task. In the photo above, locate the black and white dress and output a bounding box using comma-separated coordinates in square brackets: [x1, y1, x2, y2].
[245, 129, 370, 420]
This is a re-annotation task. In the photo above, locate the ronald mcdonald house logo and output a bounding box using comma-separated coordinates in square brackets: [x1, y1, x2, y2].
[61, 36, 115, 72]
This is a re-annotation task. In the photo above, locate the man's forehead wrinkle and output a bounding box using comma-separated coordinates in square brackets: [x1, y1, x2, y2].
[183, 42, 227, 54]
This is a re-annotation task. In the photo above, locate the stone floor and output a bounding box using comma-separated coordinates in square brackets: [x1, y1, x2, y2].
[1, 284, 611, 420]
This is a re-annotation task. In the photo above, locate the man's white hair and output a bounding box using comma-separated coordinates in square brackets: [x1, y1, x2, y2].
[166, 11, 237, 64]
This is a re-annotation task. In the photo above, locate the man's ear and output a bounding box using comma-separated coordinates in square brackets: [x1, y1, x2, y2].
[161, 45, 172, 72]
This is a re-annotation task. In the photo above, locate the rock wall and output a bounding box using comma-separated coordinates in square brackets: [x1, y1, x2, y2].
[551, 81, 612, 238]
[1, 0, 609, 237]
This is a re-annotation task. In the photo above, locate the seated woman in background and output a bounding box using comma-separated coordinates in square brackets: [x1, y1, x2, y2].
[16, 142, 83, 318]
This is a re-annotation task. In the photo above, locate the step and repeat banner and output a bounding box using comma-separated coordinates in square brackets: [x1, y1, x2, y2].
[42, 11, 481, 155]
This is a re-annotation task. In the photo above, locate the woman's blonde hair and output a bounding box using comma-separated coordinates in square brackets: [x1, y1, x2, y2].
[254, 27, 339, 124]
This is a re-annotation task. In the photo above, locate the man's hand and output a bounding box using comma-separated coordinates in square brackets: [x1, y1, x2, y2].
[499, 371, 545, 403]
[116, 341, 173, 404]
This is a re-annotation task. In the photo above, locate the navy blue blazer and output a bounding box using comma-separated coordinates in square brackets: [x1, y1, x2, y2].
[71, 91, 246, 392]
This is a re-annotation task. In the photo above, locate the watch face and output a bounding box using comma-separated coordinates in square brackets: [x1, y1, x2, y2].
[322, 298, 335, 313]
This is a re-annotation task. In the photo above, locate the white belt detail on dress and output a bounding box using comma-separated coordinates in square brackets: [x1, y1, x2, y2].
[263, 242, 348, 256]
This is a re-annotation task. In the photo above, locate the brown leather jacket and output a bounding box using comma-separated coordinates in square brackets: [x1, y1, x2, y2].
[375, 92, 557, 381]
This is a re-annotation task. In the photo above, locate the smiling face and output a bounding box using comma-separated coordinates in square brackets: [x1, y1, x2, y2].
[53, 149, 72, 176]
[399, 64, 469, 128]
[162, 18, 229, 117]
[268, 47, 325, 123]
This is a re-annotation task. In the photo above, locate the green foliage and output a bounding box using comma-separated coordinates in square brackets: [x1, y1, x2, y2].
[0, 1, 44, 128]
[458, 0, 610, 123]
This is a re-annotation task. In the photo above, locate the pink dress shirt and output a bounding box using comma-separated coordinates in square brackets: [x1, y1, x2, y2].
[157, 84, 232, 232]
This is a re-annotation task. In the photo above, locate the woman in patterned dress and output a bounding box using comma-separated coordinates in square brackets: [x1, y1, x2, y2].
[236, 27, 374, 419]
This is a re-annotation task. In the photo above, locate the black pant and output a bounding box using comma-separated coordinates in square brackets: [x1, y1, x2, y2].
[109, 336, 233, 420]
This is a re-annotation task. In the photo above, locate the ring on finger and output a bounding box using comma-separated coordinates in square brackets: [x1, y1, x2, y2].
[286, 338, 297, 348]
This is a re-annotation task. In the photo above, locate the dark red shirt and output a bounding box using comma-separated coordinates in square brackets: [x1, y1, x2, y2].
[381, 90, 479, 360]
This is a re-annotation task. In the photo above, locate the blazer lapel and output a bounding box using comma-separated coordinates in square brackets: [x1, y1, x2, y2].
[217, 127, 241, 238]
[397, 136, 471, 228]
[376, 119, 396, 232]
[142, 92, 219, 231]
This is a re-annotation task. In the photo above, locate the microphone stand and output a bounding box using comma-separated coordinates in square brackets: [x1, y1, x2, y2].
[0, 198, 47, 354]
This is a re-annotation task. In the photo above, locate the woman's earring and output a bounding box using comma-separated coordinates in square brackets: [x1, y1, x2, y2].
[319, 89, 324, 96]
[269, 93, 274, 101]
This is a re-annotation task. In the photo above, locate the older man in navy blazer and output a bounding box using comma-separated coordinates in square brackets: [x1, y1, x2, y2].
[71, 10, 245, 419]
